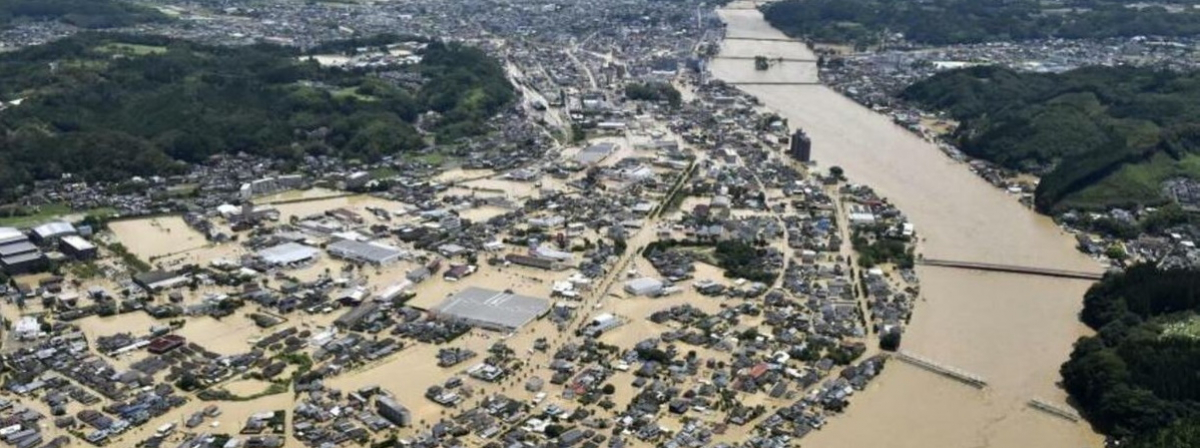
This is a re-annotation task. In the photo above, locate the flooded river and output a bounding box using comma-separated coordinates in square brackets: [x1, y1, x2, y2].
[710, 4, 1104, 447]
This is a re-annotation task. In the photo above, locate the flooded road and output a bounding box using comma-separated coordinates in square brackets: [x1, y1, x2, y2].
[709, 4, 1103, 447]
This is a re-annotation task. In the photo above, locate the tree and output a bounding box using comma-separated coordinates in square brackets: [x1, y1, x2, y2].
[601, 384, 616, 395]
[544, 424, 566, 438]
[829, 166, 845, 179]
[879, 330, 901, 351]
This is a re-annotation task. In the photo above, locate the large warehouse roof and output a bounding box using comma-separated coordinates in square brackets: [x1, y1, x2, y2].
[32, 221, 76, 239]
[258, 242, 319, 265]
[328, 239, 406, 265]
[432, 287, 551, 331]
[0, 227, 27, 246]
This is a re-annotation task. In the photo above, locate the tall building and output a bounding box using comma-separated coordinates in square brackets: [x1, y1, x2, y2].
[376, 396, 411, 427]
[789, 129, 812, 162]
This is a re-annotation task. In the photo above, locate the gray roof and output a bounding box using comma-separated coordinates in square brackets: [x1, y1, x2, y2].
[0, 227, 26, 246]
[0, 241, 38, 258]
[258, 242, 319, 265]
[32, 222, 75, 239]
[328, 240, 404, 264]
[433, 287, 551, 330]
[1, 252, 44, 267]
[575, 142, 617, 164]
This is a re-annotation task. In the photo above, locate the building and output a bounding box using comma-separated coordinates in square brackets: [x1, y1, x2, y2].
[376, 396, 411, 427]
[134, 270, 190, 292]
[575, 142, 618, 165]
[505, 254, 566, 271]
[431, 287, 551, 331]
[31, 222, 76, 244]
[239, 175, 304, 200]
[257, 242, 319, 267]
[624, 277, 664, 297]
[583, 313, 622, 337]
[59, 235, 97, 260]
[327, 240, 406, 265]
[147, 335, 186, 354]
[14, 317, 41, 341]
[788, 129, 812, 162]
[334, 302, 381, 330]
[0, 227, 45, 274]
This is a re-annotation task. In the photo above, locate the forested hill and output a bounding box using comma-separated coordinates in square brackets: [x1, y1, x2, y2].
[1060, 264, 1200, 447]
[762, 0, 1200, 47]
[899, 65, 1200, 212]
[0, 34, 514, 200]
[0, 0, 167, 28]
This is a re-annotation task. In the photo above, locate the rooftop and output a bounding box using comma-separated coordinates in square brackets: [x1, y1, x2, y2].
[258, 242, 319, 265]
[432, 287, 551, 331]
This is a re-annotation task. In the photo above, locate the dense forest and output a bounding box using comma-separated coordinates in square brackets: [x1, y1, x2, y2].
[624, 81, 682, 108]
[1060, 264, 1200, 445]
[900, 65, 1200, 212]
[762, 0, 1200, 46]
[0, 0, 167, 28]
[0, 34, 514, 200]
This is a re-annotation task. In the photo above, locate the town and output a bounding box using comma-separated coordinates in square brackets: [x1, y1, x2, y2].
[0, 0, 928, 447]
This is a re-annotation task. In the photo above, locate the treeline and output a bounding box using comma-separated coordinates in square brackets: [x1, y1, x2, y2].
[1060, 264, 1200, 444]
[624, 82, 682, 108]
[0, 0, 167, 28]
[763, 0, 1200, 46]
[900, 65, 1200, 212]
[0, 34, 513, 200]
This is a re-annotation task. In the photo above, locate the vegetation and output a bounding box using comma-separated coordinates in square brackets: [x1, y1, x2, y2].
[901, 65, 1200, 212]
[624, 81, 682, 108]
[851, 226, 913, 268]
[0, 34, 513, 201]
[0, 0, 168, 29]
[713, 240, 779, 284]
[763, 0, 1200, 47]
[1060, 264, 1200, 443]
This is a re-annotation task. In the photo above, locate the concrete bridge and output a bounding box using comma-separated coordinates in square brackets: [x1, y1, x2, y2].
[724, 36, 803, 43]
[918, 259, 1104, 281]
[712, 56, 818, 63]
[724, 81, 821, 86]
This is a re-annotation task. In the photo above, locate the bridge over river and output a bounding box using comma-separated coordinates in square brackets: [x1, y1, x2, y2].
[918, 259, 1105, 281]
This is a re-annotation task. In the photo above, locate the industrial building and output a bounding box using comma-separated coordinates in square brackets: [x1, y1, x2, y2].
[327, 240, 406, 265]
[59, 235, 97, 260]
[575, 142, 618, 165]
[134, 270, 191, 292]
[375, 396, 411, 427]
[257, 242, 319, 267]
[31, 222, 76, 244]
[0, 227, 45, 274]
[431, 287, 551, 331]
[624, 277, 665, 297]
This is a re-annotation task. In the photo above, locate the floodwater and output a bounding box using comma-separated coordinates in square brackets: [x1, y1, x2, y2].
[709, 4, 1104, 447]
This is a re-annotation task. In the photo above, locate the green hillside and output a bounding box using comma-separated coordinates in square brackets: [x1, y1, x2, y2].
[900, 65, 1200, 212]
[0, 0, 168, 28]
[0, 34, 514, 200]
[762, 0, 1200, 47]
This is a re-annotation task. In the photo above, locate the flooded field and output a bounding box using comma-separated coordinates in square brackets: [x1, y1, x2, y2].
[109, 216, 210, 261]
[710, 3, 1103, 447]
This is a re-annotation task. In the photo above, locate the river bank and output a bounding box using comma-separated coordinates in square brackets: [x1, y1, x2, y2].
[708, 3, 1104, 447]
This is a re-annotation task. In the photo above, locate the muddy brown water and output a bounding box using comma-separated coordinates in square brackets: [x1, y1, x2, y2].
[709, 4, 1104, 447]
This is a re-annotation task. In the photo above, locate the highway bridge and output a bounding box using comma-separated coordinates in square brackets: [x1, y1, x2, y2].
[724, 36, 802, 43]
[725, 81, 821, 86]
[918, 259, 1105, 281]
[712, 56, 817, 63]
